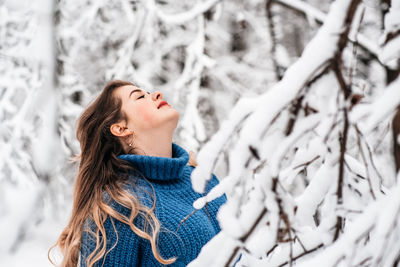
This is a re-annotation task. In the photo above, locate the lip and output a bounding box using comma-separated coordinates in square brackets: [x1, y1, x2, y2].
[158, 101, 169, 109]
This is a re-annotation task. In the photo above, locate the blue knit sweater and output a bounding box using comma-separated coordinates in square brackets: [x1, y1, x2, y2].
[80, 143, 226, 266]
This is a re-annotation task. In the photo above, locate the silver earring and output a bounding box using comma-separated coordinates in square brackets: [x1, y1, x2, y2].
[128, 129, 134, 148]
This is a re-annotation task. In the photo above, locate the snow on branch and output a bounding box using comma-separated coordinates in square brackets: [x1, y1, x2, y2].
[175, 15, 210, 150]
[192, 0, 360, 192]
[296, 180, 400, 267]
[350, 0, 400, 133]
[272, 0, 380, 63]
[379, 0, 400, 68]
[147, 0, 222, 25]
[351, 75, 400, 133]
[189, 0, 381, 266]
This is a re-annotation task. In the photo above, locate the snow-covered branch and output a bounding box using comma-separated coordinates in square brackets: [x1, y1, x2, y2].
[188, 0, 400, 265]
[147, 0, 222, 25]
[296, 180, 400, 267]
[271, 0, 380, 63]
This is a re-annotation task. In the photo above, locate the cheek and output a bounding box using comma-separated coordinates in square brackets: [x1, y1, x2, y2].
[132, 103, 158, 128]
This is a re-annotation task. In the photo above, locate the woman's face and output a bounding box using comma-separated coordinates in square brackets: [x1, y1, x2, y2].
[114, 85, 179, 134]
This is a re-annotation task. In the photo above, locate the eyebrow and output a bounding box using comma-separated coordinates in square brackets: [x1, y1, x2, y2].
[129, 89, 142, 98]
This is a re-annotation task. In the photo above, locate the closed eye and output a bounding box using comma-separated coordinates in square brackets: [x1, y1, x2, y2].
[135, 91, 150, 100]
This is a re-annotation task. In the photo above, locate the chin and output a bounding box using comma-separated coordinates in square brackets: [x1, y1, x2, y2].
[171, 109, 180, 127]
[174, 109, 180, 120]
[161, 108, 179, 130]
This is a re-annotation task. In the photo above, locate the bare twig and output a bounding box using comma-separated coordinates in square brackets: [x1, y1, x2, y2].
[224, 207, 268, 267]
[332, 64, 351, 240]
[285, 95, 304, 136]
[356, 126, 384, 191]
[277, 243, 324, 267]
[292, 155, 320, 170]
[332, 1, 361, 241]
[265, 0, 283, 81]
[355, 126, 377, 200]
[334, 107, 348, 241]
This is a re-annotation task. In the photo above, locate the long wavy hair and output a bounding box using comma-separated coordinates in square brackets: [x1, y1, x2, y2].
[49, 80, 176, 267]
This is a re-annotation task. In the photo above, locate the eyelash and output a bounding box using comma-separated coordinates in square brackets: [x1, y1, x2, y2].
[137, 95, 145, 99]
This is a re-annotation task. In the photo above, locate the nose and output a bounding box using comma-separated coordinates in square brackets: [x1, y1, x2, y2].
[151, 91, 162, 101]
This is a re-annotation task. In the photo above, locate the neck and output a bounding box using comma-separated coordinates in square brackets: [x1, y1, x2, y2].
[133, 130, 173, 158]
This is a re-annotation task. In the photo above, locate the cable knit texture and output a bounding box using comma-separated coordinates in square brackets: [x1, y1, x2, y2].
[80, 143, 226, 266]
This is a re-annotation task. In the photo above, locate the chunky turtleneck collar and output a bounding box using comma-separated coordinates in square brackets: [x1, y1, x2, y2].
[117, 143, 189, 181]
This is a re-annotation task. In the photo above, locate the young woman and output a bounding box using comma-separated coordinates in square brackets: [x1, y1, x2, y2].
[51, 80, 226, 266]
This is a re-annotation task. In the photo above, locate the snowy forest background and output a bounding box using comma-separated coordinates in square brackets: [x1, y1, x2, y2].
[1, 0, 400, 266]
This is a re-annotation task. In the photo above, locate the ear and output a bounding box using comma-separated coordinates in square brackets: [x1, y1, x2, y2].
[110, 122, 133, 137]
